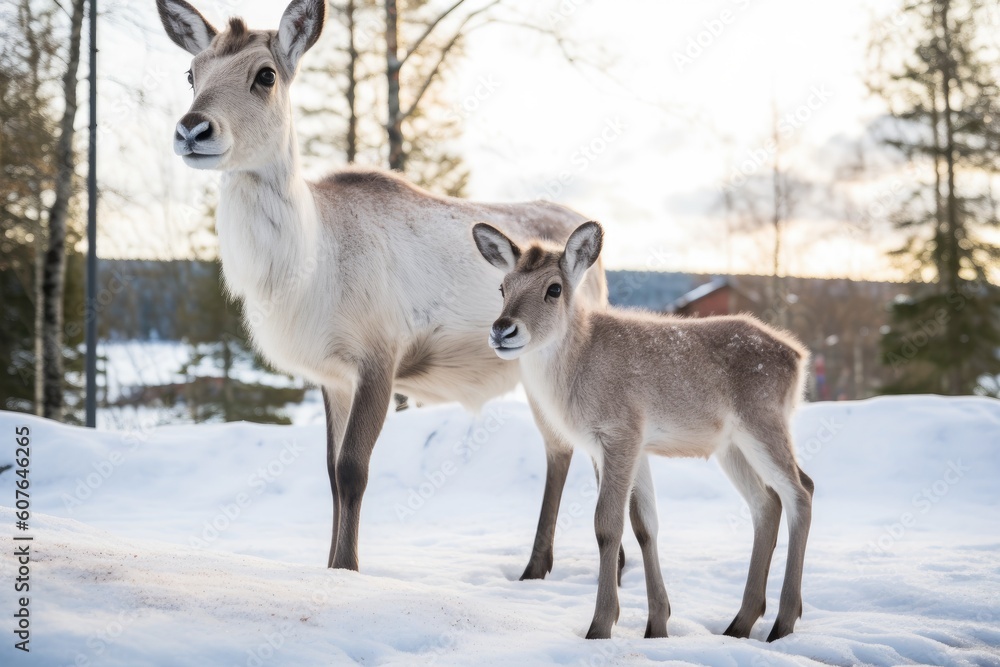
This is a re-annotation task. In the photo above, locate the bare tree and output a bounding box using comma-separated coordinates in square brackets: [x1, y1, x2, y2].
[718, 99, 818, 326]
[299, 0, 599, 196]
[344, 0, 361, 163]
[384, 0, 498, 172]
[300, 0, 383, 165]
[40, 0, 86, 420]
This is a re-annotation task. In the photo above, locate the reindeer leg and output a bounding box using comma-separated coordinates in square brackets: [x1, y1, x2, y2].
[766, 465, 812, 642]
[718, 446, 781, 638]
[521, 400, 577, 580]
[322, 385, 352, 568]
[331, 361, 395, 571]
[520, 424, 572, 580]
[586, 438, 639, 639]
[591, 457, 626, 585]
[736, 419, 813, 642]
[629, 455, 669, 638]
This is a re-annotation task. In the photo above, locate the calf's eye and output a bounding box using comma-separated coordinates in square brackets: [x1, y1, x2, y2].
[256, 68, 276, 87]
[547, 284, 562, 298]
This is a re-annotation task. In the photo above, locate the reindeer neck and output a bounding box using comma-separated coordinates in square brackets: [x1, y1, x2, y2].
[522, 300, 589, 377]
[216, 128, 320, 301]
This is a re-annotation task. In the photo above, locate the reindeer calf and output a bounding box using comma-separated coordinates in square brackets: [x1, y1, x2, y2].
[473, 221, 814, 641]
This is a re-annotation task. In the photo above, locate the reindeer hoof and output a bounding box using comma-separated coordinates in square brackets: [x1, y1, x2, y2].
[518, 555, 552, 581]
[644, 619, 668, 638]
[585, 623, 612, 640]
[766, 621, 794, 642]
[723, 617, 753, 639]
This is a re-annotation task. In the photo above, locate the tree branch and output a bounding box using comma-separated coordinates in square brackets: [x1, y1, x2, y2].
[400, 1, 500, 121]
[400, 0, 469, 68]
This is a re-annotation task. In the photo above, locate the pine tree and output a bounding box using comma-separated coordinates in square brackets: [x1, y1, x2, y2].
[871, 0, 1000, 395]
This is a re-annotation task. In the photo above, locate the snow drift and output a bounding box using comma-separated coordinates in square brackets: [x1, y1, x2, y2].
[1, 395, 998, 666]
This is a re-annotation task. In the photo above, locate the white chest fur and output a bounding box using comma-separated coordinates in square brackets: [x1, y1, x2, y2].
[519, 351, 605, 466]
[215, 170, 336, 382]
[216, 171, 318, 301]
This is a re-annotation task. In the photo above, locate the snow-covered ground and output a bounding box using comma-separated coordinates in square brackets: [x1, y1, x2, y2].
[1, 395, 998, 666]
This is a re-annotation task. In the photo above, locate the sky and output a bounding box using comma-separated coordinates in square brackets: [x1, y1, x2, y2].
[90, 0, 910, 279]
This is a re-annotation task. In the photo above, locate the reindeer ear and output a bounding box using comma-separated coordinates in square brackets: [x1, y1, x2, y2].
[157, 0, 217, 56]
[277, 0, 325, 76]
[473, 224, 521, 273]
[560, 221, 603, 287]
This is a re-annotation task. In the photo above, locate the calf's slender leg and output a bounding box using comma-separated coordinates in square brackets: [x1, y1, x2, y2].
[586, 439, 638, 639]
[323, 385, 353, 568]
[521, 402, 572, 580]
[331, 361, 395, 571]
[520, 448, 572, 579]
[628, 455, 669, 638]
[737, 418, 813, 642]
[521, 402, 624, 582]
[590, 458, 626, 586]
[718, 446, 782, 638]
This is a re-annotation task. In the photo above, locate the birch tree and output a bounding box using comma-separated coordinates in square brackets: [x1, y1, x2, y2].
[40, 0, 87, 419]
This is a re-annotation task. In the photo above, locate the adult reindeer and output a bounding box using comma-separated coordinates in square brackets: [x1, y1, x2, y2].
[155, 0, 614, 575]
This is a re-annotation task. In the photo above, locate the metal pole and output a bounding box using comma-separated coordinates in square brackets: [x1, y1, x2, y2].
[85, 0, 97, 427]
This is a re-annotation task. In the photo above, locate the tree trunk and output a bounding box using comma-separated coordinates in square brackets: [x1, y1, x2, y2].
[385, 0, 405, 171]
[345, 0, 358, 163]
[939, 0, 963, 395]
[41, 0, 86, 420]
[34, 216, 45, 415]
[770, 103, 785, 327]
[23, 0, 45, 415]
[930, 78, 944, 245]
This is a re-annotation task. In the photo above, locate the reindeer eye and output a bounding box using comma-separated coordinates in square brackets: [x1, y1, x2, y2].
[256, 68, 276, 87]
[499, 285, 505, 298]
[547, 284, 562, 298]
[186, 70, 193, 88]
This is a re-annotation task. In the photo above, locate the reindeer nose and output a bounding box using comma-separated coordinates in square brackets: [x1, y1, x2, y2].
[492, 318, 518, 341]
[175, 112, 214, 143]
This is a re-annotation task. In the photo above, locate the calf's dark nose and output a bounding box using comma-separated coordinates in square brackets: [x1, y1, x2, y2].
[492, 317, 518, 341]
[175, 112, 214, 142]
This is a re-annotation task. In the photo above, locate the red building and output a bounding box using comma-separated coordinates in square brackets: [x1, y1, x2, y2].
[671, 279, 750, 317]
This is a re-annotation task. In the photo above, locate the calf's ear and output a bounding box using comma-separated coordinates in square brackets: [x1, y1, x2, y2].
[473, 224, 521, 273]
[560, 221, 603, 287]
